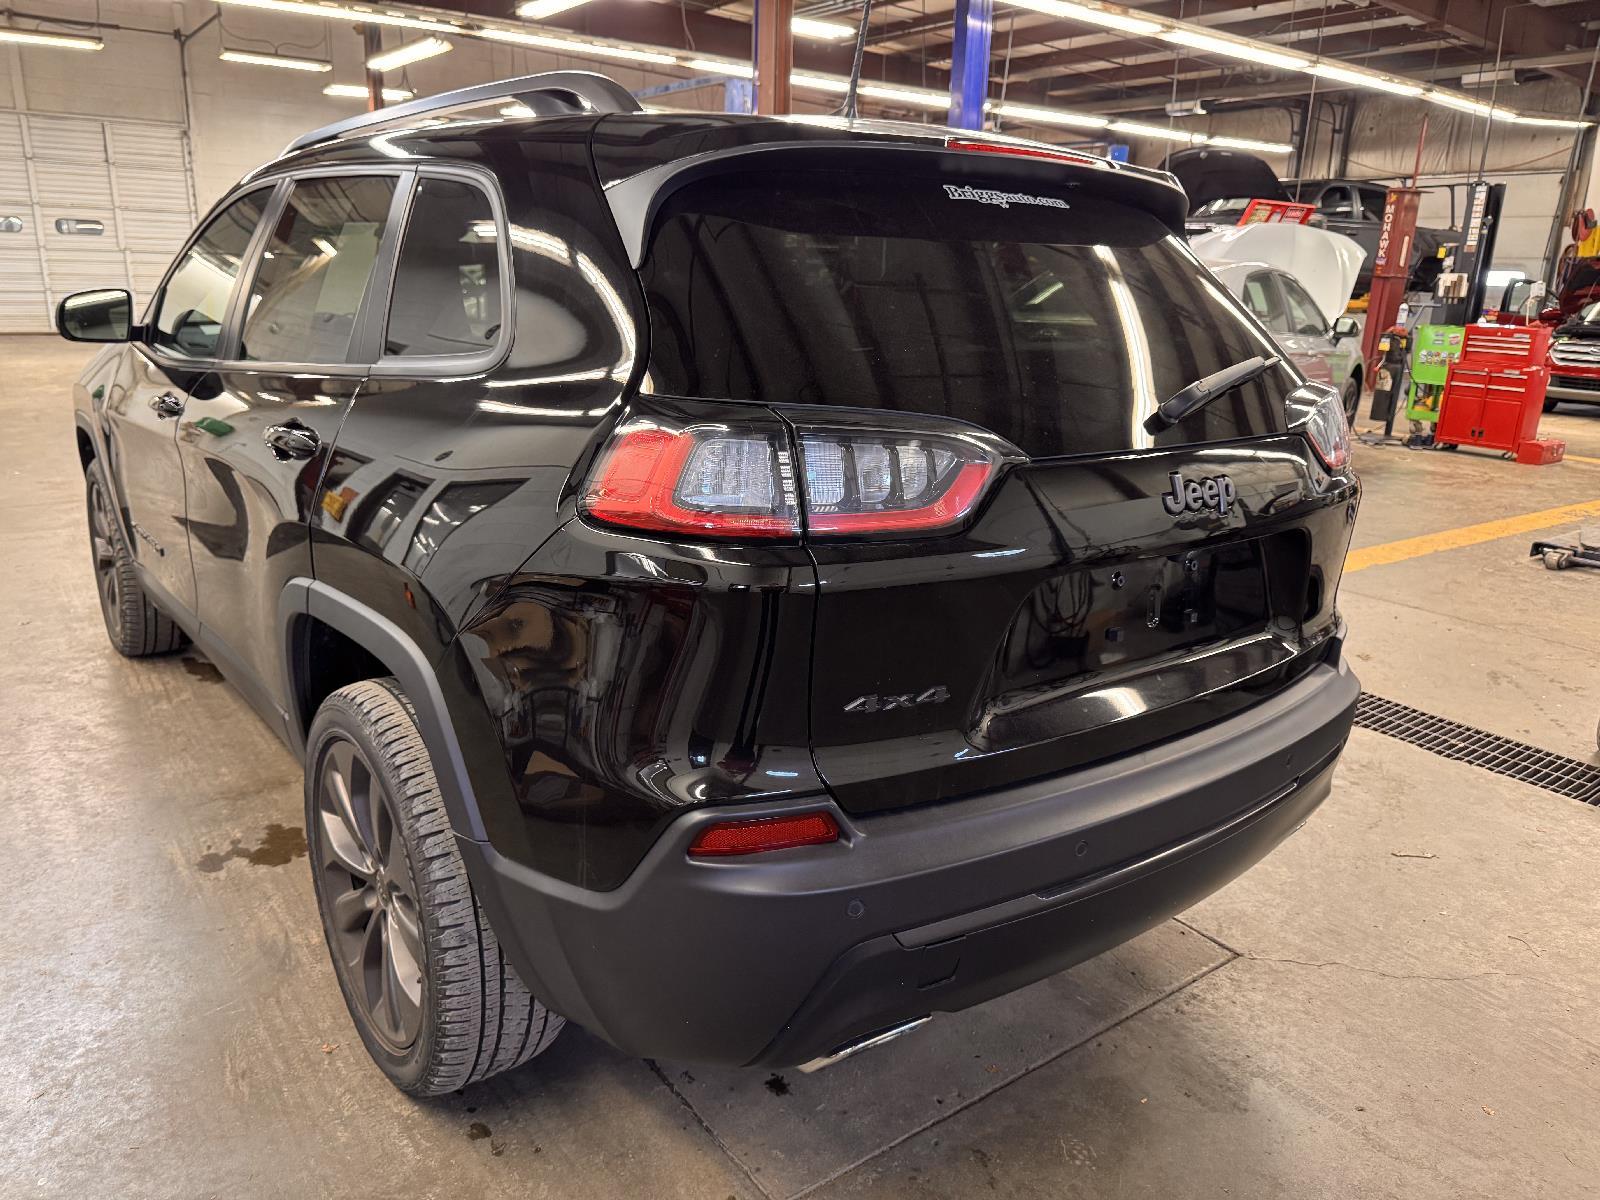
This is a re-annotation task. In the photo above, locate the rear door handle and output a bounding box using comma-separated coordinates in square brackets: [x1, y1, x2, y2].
[264, 421, 320, 461]
[149, 392, 183, 419]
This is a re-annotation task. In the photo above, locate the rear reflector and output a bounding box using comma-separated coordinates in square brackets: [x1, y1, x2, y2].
[688, 811, 840, 856]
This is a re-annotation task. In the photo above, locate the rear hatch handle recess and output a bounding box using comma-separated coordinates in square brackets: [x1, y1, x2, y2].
[1144, 355, 1281, 435]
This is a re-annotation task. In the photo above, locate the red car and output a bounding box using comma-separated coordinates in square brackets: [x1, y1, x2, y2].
[1545, 300, 1600, 410]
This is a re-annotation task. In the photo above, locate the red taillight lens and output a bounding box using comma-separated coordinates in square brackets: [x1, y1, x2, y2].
[581, 416, 1012, 540]
[1289, 384, 1352, 472]
[688, 811, 840, 857]
[580, 421, 800, 538]
[798, 432, 1000, 536]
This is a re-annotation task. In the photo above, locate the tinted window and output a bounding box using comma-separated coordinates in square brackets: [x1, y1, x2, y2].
[1358, 187, 1387, 219]
[1279, 274, 1328, 335]
[385, 177, 502, 358]
[151, 188, 270, 359]
[240, 175, 395, 364]
[641, 169, 1292, 457]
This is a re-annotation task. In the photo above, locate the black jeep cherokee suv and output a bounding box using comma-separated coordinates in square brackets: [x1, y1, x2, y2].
[57, 72, 1360, 1094]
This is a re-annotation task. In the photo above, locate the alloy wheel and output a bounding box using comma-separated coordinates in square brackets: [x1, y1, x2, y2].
[313, 738, 426, 1053]
[87, 476, 121, 638]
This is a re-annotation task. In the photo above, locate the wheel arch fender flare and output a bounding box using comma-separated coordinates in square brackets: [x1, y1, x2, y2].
[278, 577, 488, 841]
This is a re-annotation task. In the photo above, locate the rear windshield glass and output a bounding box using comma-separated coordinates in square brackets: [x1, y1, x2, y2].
[639, 168, 1295, 458]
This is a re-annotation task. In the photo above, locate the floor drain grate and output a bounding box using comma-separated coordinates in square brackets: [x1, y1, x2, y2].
[1354, 693, 1600, 805]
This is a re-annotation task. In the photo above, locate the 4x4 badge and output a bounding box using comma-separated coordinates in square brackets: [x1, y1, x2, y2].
[1162, 471, 1237, 517]
[844, 687, 950, 714]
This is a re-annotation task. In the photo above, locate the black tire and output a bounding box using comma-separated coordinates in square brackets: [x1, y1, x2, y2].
[1341, 376, 1361, 423]
[84, 458, 185, 657]
[305, 678, 562, 1096]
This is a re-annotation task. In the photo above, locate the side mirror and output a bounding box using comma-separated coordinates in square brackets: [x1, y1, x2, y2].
[1332, 316, 1360, 341]
[57, 289, 134, 343]
[1539, 307, 1564, 324]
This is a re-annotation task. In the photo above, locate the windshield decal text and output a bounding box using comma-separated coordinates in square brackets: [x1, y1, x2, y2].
[942, 184, 1068, 210]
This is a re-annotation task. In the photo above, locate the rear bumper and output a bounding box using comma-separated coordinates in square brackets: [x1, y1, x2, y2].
[462, 654, 1360, 1067]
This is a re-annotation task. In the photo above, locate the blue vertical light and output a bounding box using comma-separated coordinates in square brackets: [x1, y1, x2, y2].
[947, 0, 993, 131]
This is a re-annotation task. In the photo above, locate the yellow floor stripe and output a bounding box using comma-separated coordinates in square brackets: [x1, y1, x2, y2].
[1563, 453, 1600, 466]
[1345, 497, 1600, 573]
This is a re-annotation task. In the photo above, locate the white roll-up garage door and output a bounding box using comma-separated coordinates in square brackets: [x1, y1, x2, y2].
[0, 113, 196, 334]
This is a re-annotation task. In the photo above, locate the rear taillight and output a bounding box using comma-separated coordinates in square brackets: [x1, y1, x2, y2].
[688, 811, 840, 856]
[1288, 384, 1352, 472]
[580, 421, 800, 538]
[581, 415, 1010, 540]
[798, 431, 999, 535]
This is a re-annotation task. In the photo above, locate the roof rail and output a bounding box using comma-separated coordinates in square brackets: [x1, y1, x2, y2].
[283, 70, 641, 154]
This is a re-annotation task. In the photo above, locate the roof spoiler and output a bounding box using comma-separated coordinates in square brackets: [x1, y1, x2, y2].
[283, 70, 640, 155]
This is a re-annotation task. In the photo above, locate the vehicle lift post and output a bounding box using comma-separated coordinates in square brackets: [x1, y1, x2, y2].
[1361, 117, 1428, 380]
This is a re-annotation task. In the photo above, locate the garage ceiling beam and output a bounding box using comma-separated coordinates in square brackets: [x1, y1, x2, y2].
[1034, 30, 1458, 93]
[1371, 0, 1595, 83]
[1081, 48, 1524, 112]
[997, 8, 1410, 82]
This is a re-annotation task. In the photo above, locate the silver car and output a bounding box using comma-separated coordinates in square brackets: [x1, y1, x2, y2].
[1208, 260, 1365, 420]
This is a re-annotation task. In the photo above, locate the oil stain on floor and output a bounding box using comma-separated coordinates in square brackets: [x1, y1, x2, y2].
[197, 823, 308, 873]
[181, 657, 225, 684]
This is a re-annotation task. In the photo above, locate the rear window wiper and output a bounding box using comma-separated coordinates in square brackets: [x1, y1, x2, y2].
[1144, 355, 1281, 434]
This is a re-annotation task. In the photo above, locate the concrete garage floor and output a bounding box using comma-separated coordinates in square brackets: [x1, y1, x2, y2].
[3, 334, 1599, 1200]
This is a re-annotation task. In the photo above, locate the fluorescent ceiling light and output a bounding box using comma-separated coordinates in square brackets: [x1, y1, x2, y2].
[475, 27, 678, 65]
[1161, 28, 1309, 71]
[1425, 91, 1515, 121]
[366, 35, 451, 71]
[1310, 62, 1423, 97]
[516, 0, 591, 17]
[0, 26, 104, 51]
[1205, 135, 1295, 154]
[324, 82, 415, 101]
[216, 0, 458, 33]
[858, 83, 950, 110]
[793, 17, 856, 39]
[1001, 0, 1164, 36]
[1513, 114, 1590, 128]
[792, 73, 850, 93]
[989, 102, 1109, 129]
[219, 48, 332, 71]
[687, 59, 754, 78]
[1110, 120, 1200, 143]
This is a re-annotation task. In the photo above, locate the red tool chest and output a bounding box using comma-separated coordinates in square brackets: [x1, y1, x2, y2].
[1436, 324, 1561, 462]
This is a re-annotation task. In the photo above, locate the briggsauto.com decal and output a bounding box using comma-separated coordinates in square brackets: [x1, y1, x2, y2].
[942, 184, 1069, 209]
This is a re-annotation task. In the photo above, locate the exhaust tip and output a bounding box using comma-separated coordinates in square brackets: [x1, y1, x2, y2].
[796, 1016, 931, 1074]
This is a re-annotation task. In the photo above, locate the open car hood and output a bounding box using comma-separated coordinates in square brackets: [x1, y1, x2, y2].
[1191, 223, 1367, 325]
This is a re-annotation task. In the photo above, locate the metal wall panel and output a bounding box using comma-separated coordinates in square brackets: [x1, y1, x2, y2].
[23, 115, 106, 163]
[0, 112, 195, 333]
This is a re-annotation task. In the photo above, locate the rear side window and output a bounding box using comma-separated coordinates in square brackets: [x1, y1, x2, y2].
[384, 177, 501, 358]
[240, 175, 396, 364]
[151, 188, 271, 359]
[1279, 274, 1328, 335]
[1242, 271, 1284, 329]
[640, 168, 1293, 458]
